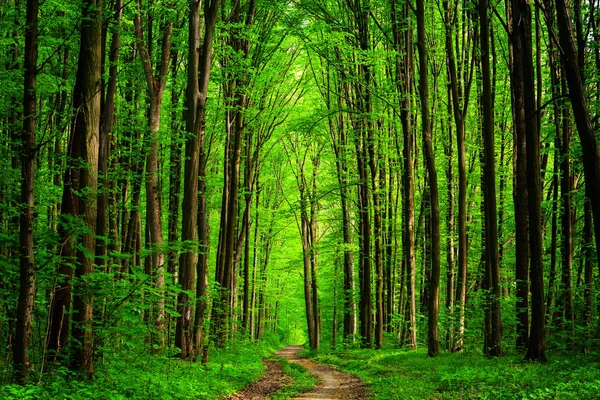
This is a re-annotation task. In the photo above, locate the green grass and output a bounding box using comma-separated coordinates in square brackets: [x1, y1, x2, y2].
[313, 348, 600, 399]
[269, 357, 318, 399]
[0, 339, 281, 400]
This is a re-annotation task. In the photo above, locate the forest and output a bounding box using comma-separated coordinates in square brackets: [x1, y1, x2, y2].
[1, 0, 600, 398]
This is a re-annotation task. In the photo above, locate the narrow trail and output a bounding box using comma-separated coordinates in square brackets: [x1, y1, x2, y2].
[228, 345, 370, 400]
[276, 346, 370, 399]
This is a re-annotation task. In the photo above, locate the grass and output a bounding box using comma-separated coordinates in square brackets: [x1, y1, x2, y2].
[313, 347, 600, 399]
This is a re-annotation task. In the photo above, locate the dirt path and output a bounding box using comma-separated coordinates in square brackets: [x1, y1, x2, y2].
[227, 359, 292, 400]
[228, 345, 370, 400]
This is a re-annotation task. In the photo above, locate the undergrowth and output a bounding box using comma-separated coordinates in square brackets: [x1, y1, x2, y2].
[313, 348, 600, 399]
[0, 337, 281, 400]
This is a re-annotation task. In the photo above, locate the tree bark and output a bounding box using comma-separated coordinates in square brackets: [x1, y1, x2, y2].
[134, 0, 173, 345]
[392, 0, 417, 350]
[509, 0, 546, 362]
[70, 0, 103, 375]
[508, 0, 530, 352]
[177, 0, 219, 359]
[556, 0, 600, 283]
[96, 0, 122, 273]
[14, 0, 38, 383]
[213, 0, 255, 347]
[480, 0, 502, 356]
[444, 0, 475, 351]
[416, 0, 441, 357]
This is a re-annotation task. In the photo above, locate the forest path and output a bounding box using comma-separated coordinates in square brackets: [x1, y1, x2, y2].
[228, 345, 370, 399]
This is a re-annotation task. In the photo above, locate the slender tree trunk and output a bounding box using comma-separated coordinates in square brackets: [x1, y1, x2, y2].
[309, 182, 320, 350]
[301, 197, 316, 349]
[14, 0, 38, 383]
[583, 200, 594, 347]
[213, 0, 255, 346]
[508, 0, 547, 362]
[558, 69, 574, 339]
[96, 0, 122, 273]
[416, 0, 440, 357]
[556, 0, 600, 282]
[480, 0, 502, 356]
[167, 49, 182, 288]
[331, 104, 356, 341]
[445, 85, 456, 349]
[508, 0, 530, 352]
[547, 137, 559, 324]
[392, 0, 417, 349]
[177, 0, 219, 358]
[133, 0, 173, 345]
[445, 0, 475, 351]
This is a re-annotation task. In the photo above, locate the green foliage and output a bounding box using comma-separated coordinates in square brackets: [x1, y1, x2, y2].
[313, 348, 600, 399]
[0, 338, 282, 399]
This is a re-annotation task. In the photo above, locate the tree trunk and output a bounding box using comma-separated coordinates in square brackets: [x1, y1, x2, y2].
[71, 0, 103, 375]
[556, 0, 600, 285]
[96, 0, 122, 273]
[583, 200, 594, 347]
[416, 0, 440, 357]
[14, 0, 38, 382]
[392, 0, 417, 349]
[509, 0, 546, 362]
[445, 0, 475, 351]
[177, 0, 219, 359]
[508, 0, 530, 352]
[480, 0, 502, 356]
[213, 0, 255, 346]
[558, 68, 574, 339]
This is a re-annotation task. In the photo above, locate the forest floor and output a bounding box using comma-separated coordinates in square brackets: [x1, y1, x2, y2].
[228, 345, 370, 399]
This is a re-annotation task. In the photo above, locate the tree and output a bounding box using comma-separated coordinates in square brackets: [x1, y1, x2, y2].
[509, 0, 546, 362]
[133, 0, 173, 344]
[416, 0, 441, 357]
[480, 0, 502, 357]
[508, 0, 530, 352]
[213, 0, 257, 346]
[70, 0, 103, 374]
[391, 0, 417, 349]
[555, 0, 600, 274]
[13, 0, 38, 383]
[442, 0, 476, 351]
[177, 0, 219, 359]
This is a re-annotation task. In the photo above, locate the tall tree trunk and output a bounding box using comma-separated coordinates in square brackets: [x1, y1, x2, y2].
[309, 176, 321, 350]
[508, 0, 530, 352]
[480, 0, 502, 356]
[558, 69, 574, 339]
[14, 0, 38, 383]
[213, 0, 255, 346]
[445, 0, 475, 351]
[392, 0, 417, 349]
[134, 0, 173, 345]
[167, 48, 182, 290]
[177, 0, 219, 359]
[509, 0, 546, 362]
[71, 0, 103, 375]
[445, 85, 456, 349]
[416, 0, 440, 357]
[556, 0, 600, 281]
[330, 100, 356, 341]
[583, 200, 594, 348]
[96, 0, 122, 274]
